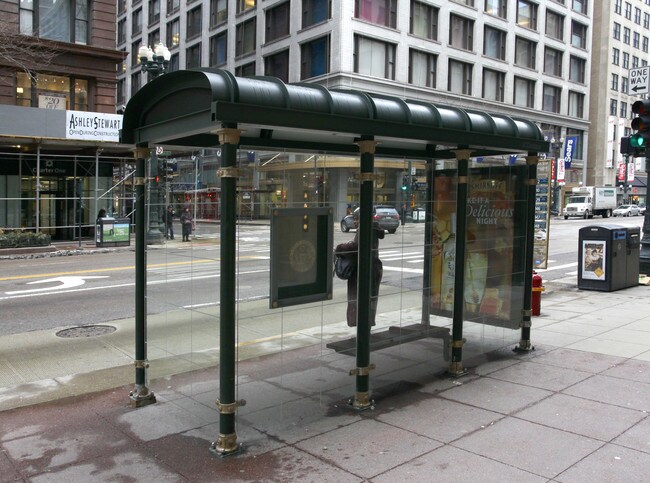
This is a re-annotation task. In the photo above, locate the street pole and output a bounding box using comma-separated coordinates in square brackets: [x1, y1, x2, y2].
[640, 150, 650, 274]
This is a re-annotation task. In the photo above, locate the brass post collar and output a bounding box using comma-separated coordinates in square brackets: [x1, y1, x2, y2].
[216, 399, 247, 414]
[215, 128, 243, 145]
[355, 139, 378, 154]
[349, 363, 376, 376]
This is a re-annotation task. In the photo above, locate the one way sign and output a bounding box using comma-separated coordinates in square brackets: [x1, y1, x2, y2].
[630, 66, 650, 95]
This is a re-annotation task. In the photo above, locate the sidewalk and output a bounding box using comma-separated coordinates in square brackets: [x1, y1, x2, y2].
[3, 281, 650, 481]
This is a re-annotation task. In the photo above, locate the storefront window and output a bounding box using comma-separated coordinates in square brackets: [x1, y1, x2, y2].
[15, 73, 88, 110]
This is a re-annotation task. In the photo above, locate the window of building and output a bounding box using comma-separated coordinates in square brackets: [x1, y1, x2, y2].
[612, 73, 619, 91]
[483, 68, 505, 102]
[117, 18, 127, 45]
[148, 0, 160, 25]
[16, 72, 88, 110]
[635, 7, 641, 24]
[131, 72, 141, 96]
[448, 59, 472, 95]
[542, 84, 561, 113]
[355, 0, 397, 29]
[409, 49, 436, 87]
[410, 1, 438, 40]
[624, 2, 632, 19]
[266, 2, 290, 43]
[517, 1, 537, 30]
[571, 21, 587, 49]
[166, 18, 180, 49]
[643, 59, 648, 67]
[633, 32, 640, 49]
[264, 50, 289, 82]
[235, 62, 256, 77]
[131, 40, 142, 67]
[622, 76, 629, 94]
[513, 76, 535, 107]
[301, 36, 330, 79]
[454, 0, 474, 6]
[645, 12, 650, 29]
[449, 14, 474, 51]
[610, 98, 617, 116]
[237, 0, 256, 14]
[572, 0, 587, 15]
[148, 29, 160, 49]
[484, 0, 507, 19]
[545, 10, 564, 40]
[569, 55, 586, 83]
[132, 8, 143, 35]
[484, 26, 506, 60]
[20, 0, 89, 44]
[187, 6, 202, 40]
[354, 35, 396, 79]
[644, 36, 649, 53]
[544, 47, 562, 77]
[210, 32, 228, 67]
[236, 18, 257, 57]
[613, 22, 620, 40]
[568, 91, 584, 118]
[117, 78, 125, 105]
[633, 56, 639, 69]
[118, 0, 127, 15]
[210, 0, 228, 27]
[302, 0, 331, 28]
[515, 36, 536, 69]
[612, 48, 619, 65]
[566, 129, 583, 158]
[623, 52, 629, 69]
[614, 0, 621, 14]
[167, 0, 180, 14]
[186, 43, 201, 68]
[169, 53, 180, 72]
[623, 27, 630, 45]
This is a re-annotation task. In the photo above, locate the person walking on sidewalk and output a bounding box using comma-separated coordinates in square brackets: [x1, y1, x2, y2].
[180, 207, 193, 242]
[335, 221, 384, 327]
[164, 205, 175, 240]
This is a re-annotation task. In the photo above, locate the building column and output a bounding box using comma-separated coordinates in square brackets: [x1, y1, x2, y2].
[448, 150, 472, 377]
[516, 154, 539, 352]
[129, 146, 156, 408]
[211, 126, 246, 456]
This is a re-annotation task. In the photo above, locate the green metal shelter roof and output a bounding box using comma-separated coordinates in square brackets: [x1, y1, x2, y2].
[121, 69, 549, 158]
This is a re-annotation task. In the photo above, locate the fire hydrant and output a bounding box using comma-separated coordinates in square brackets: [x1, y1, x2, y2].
[532, 270, 545, 316]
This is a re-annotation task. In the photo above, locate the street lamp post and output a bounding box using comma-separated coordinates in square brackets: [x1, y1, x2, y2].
[139, 43, 171, 245]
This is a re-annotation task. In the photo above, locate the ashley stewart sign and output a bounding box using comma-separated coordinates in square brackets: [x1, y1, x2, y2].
[65, 111, 123, 142]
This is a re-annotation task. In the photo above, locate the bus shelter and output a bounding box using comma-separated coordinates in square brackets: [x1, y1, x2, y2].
[121, 69, 549, 455]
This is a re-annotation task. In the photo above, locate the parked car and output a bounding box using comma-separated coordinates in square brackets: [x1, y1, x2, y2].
[340, 206, 400, 234]
[638, 203, 646, 215]
[612, 204, 641, 217]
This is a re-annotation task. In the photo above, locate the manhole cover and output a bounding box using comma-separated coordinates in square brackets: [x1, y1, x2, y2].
[56, 325, 116, 338]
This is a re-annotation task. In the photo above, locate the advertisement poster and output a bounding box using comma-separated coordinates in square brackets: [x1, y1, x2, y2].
[581, 240, 606, 281]
[429, 168, 526, 329]
[534, 159, 552, 269]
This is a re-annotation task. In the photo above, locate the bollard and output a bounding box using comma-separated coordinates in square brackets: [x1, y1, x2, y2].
[532, 270, 545, 316]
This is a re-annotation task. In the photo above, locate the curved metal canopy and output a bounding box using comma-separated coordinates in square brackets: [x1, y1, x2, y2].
[121, 69, 549, 158]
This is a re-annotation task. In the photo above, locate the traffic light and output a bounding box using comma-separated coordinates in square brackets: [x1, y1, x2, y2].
[630, 99, 650, 151]
[401, 175, 408, 191]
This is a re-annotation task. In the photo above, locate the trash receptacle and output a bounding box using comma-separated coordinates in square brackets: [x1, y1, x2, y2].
[96, 217, 131, 247]
[578, 224, 639, 291]
[413, 208, 425, 222]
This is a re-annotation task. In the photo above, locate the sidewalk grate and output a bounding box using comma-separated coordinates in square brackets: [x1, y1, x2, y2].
[56, 325, 116, 338]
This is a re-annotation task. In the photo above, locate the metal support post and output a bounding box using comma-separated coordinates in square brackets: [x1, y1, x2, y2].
[448, 150, 472, 377]
[353, 137, 377, 410]
[515, 154, 539, 353]
[129, 147, 156, 408]
[211, 126, 243, 456]
[146, 151, 164, 245]
[640, 148, 650, 274]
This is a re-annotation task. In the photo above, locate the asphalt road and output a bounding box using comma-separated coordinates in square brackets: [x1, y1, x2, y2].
[0, 216, 645, 336]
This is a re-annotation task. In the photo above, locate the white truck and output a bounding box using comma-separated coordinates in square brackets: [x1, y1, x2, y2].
[563, 186, 617, 219]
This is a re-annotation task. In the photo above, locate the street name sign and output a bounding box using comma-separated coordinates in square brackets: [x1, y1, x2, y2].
[630, 66, 650, 95]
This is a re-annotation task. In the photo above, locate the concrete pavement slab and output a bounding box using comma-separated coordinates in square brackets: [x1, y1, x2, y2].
[372, 445, 547, 482]
[451, 417, 603, 479]
[528, 347, 625, 373]
[562, 374, 650, 411]
[612, 416, 650, 454]
[600, 358, 650, 384]
[554, 443, 650, 483]
[513, 393, 646, 441]
[487, 360, 592, 391]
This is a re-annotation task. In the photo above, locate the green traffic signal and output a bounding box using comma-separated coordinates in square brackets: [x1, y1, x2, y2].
[630, 133, 646, 148]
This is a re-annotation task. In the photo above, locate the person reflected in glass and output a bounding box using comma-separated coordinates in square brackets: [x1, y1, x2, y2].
[164, 205, 175, 240]
[180, 207, 193, 242]
[335, 221, 384, 327]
